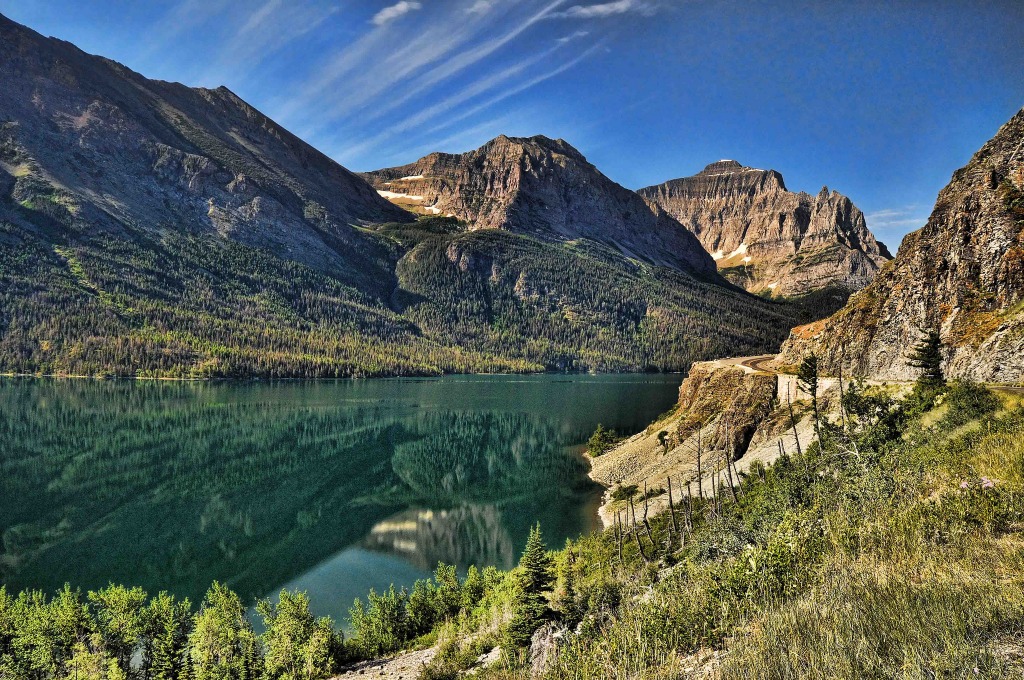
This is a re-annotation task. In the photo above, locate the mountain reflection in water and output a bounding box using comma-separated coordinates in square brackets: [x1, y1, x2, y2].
[0, 374, 681, 624]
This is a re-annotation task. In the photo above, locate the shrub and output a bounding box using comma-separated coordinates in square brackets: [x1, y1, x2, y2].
[941, 381, 1001, 429]
[611, 484, 638, 501]
[586, 424, 620, 457]
[348, 586, 409, 658]
[188, 582, 262, 680]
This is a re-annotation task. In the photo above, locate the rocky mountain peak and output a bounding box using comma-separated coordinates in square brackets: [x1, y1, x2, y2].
[698, 159, 744, 174]
[638, 161, 889, 297]
[780, 105, 1024, 383]
[363, 136, 716, 275]
[0, 11, 410, 288]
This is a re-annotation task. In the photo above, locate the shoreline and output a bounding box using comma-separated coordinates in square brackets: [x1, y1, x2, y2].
[0, 369, 688, 384]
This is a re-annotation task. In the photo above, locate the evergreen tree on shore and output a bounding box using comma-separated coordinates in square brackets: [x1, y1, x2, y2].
[505, 524, 555, 647]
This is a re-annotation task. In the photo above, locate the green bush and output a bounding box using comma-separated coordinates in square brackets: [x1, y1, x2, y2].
[610, 484, 638, 501]
[188, 582, 262, 680]
[348, 562, 499, 660]
[941, 381, 1001, 428]
[586, 424, 620, 457]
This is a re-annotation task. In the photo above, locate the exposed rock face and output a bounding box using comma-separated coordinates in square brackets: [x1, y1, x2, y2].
[638, 161, 891, 296]
[0, 13, 409, 287]
[780, 107, 1024, 383]
[363, 135, 716, 275]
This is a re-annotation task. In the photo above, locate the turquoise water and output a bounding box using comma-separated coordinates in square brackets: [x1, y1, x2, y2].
[0, 374, 681, 625]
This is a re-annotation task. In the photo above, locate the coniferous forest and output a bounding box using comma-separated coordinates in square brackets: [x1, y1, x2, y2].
[0, 216, 806, 379]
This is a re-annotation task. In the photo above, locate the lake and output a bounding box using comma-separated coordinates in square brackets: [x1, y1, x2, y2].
[0, 374, 681, 626]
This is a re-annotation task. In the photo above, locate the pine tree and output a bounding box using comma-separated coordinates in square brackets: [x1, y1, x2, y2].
[505, 524, 554, 647]
[188, 582, 262, 680]
[798, 353, 821, 436]
[908, 329, 944, 388]
[142, 592, 192, 680]
[518, 524, 555, 595]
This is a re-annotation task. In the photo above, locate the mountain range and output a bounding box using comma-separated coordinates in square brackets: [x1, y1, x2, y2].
[0, 12, 807, 379]
[361, 134, 714, 275]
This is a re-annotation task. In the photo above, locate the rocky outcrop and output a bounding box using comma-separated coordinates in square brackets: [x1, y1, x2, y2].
[589, 359, 817, 527]
[0, 12, 409, 288]
[530, 623, 568, 676]
[780, 107, 1024, 384]
[363, 135, 716, 276]
[639, 161, 891, 296]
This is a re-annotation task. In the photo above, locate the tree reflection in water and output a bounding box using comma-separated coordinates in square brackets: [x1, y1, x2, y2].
[0, 374, 680, 623]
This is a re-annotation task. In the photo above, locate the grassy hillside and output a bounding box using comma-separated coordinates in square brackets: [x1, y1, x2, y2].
[406, 381, 1024, 678]
[0, 216, 801, 378]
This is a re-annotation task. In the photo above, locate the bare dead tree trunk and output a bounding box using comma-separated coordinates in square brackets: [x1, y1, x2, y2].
[667, 476, 679, 540]
[710, 456, 717, 515]
[838, 354, 847, 432]
[629, 497, 650, 563]
[641, 482, 655, 547]
[615, 511, 624, 565]
[685, 481, 693, 531]
[729, 453, 742, 500]
[696, 423, 703, 500]
[787, 384, 803, 456]
[725, 421, 739, 504]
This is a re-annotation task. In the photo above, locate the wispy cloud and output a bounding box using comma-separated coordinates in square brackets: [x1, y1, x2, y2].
[550, 0, 658, 19]
[336, 33, 593, 161]
[557, 30, 590, 43]
[133, 0, 235, 64]
[466, 0, 496, 13]
[191, 0, 634, 170]
[372, 1, 422, 26]
[866, 207, 929, 229]
[866, 206, 930, 243]
[275, 2, 515, 127]
[195, 0, 339, 86]
[420, 41, 606, 140]
[362, 0, 569, 120]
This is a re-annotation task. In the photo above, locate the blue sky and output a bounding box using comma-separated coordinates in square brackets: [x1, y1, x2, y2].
[2, 0, 1023, 248]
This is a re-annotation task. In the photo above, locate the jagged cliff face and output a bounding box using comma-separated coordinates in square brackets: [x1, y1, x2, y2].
[780, 107, 1024, 383]
[363, 135, 716, 276]
[0, 13, 409, 288]
[638, 160, 891, 296]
